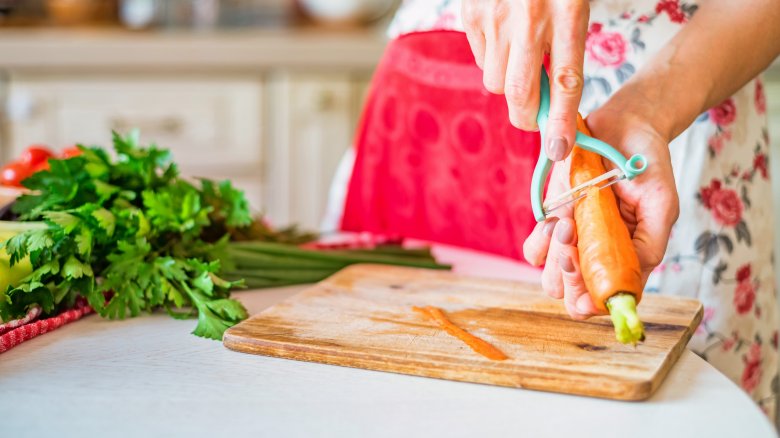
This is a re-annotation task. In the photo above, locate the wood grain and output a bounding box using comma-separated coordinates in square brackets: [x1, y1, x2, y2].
[223, 264, 703, 401]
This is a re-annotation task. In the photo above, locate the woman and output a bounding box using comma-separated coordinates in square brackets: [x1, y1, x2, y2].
[341, 0, 780, 419]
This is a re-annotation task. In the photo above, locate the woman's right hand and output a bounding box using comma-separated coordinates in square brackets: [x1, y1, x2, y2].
[462, 0, 590, 162]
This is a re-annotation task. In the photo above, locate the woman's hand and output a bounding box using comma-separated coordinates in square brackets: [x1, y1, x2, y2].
[522, 99, 679, 319]
[462, 0, 589, 161]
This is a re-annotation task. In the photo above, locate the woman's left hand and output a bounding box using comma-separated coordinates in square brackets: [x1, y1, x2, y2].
[522, 98, 680, 319]
[461, 0, 590, 162]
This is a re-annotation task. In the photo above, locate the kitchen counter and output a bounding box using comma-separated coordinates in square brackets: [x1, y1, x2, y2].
[0, 244, 775, 438]
[0, 27, 388, 73]
[0, 27, 778, 76]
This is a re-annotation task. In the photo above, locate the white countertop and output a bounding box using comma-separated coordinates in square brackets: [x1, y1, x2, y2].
[0, 244, 775, 438]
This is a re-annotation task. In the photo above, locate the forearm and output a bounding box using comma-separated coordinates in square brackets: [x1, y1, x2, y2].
[606, 0, 780, 142]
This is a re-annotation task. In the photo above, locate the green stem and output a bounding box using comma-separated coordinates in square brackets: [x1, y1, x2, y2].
[229, 241, 450, 270]
[222, 274, 315, 289]
[226, 247, 345, 270]
[344, 246, 436, 259]
[606, 293, 645, 345]
[224, 268, 337, 282]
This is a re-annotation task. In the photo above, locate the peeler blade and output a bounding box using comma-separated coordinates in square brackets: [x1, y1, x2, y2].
[542, 168, 625, 217]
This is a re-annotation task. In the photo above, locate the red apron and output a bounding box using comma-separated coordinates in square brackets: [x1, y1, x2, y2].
[341, 31, 541, 261]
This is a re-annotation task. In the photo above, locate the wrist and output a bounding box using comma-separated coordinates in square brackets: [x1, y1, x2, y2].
[600, 45, 712, 143]
[598, 80, 679, 144]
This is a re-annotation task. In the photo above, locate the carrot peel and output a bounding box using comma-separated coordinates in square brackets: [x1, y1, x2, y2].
[413, 306, 508, 361]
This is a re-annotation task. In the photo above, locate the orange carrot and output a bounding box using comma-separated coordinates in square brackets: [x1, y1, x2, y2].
[571, 116, 645, 344]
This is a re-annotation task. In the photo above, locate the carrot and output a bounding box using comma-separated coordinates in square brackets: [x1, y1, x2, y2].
[571, 116, 645, 345]
[412, 306, 508, 361]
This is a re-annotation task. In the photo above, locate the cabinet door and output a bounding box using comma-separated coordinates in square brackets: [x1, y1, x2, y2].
[3, 75, 264, 207]
[265, 73, 360, 231]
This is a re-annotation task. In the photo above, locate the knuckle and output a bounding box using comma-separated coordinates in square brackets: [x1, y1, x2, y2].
[546, 112, 573, 125]
[491, 1, 510, 21]
[552, 66, 584, 95]
[644, 248, 665, 270]
[463, 6, 481, 28]
[562, 287, 578, 308]
[522, 241, 542, 266]
[504, 80, 534, 103]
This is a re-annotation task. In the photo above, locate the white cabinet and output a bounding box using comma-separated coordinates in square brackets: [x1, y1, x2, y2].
[3, 74, 265, 207]
[264, 73, 370, 230]
[0, 71, 373, 229]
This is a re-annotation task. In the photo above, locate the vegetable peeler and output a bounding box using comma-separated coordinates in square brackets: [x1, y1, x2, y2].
[530, 69, 648, 222]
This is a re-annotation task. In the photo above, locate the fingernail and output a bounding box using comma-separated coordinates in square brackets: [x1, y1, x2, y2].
[576, 295, 593, 315]
[542, 218, 559, 236]
[548, 137, 568, 161]
[556, 221, 574, 245]
[559, 253, 575, 273]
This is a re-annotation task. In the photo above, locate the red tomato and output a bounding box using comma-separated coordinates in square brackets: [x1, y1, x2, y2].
[59, 146, 83, 159]
[1, 161, 33, 188]
[20, 145, 54, 167]
[32, 160, 50, 174]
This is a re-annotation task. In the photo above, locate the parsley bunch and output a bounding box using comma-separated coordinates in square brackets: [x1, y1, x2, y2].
[0, 131, 253, 340]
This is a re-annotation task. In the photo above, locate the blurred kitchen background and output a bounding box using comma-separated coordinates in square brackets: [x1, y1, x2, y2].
[1, 0, 780, 259]
[0, 0, 398, 231]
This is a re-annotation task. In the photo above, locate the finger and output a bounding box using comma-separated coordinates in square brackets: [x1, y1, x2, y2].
[632, 192, 679, 281]
[462, 2, 487, 69]
[482, 27, 510, 94]
[551, 218, 586, 318]
[541, 220, 569, 299]
[466, 30, 487, 70]
[504, 37, 542, 131]
[546, 1, 588, 161]
[545, 159, 575, 218]
[557, 230, 600, 319]
[529, 161, 572, 268]
[523, 217, 559, 266]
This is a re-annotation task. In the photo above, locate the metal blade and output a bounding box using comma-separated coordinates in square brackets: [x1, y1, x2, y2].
[543, 168, 625, 217]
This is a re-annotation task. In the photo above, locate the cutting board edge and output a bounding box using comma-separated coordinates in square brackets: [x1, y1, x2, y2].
[643, 301, 705, 397]
[223, 331, 661, 402]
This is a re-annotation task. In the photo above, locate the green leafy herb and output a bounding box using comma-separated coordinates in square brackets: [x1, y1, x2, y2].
[1, 131, 251, 340]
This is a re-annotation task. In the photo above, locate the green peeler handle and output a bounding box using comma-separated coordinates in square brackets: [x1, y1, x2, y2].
[531, 69, 648, 222]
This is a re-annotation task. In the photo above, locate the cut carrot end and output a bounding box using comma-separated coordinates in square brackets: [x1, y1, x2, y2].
[607, 293, 645, 345]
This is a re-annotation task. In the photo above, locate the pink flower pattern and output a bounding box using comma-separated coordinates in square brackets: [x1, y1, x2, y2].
[586, 24, 628, 67]
[655, 0, 687, 23]
[709, 98, 737, 126]
[755, 79, 767, 115]
[699, 179, 743, 227]
[742, 343, 763, 394]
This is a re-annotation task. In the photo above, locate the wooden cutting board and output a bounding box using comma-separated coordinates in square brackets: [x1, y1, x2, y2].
[224, 264, 703, 401]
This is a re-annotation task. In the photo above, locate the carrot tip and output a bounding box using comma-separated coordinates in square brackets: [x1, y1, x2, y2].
[607, 293, 645, 345]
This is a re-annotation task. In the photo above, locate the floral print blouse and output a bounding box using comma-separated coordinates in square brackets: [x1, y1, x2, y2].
[389, 0, 779, 421]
